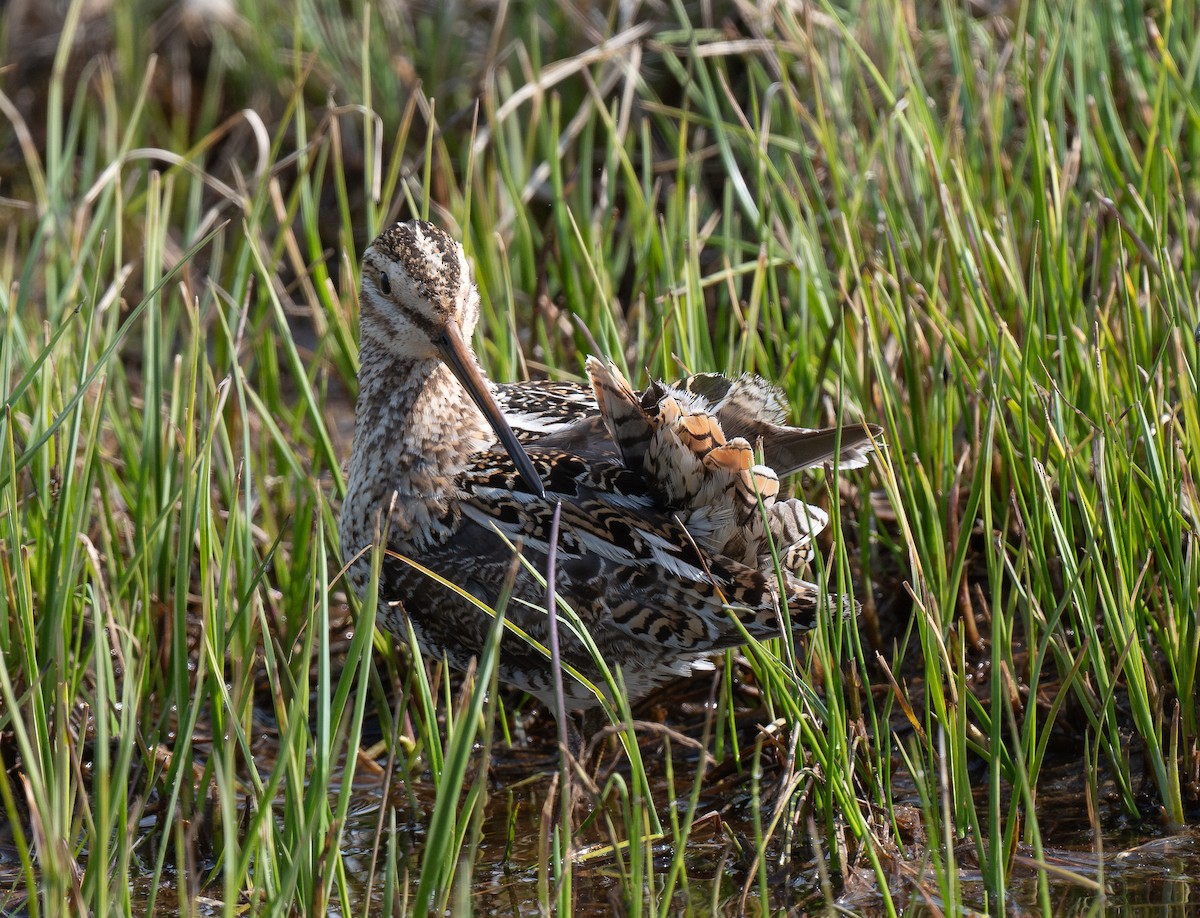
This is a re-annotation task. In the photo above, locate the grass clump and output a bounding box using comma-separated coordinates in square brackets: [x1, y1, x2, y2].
[2, 0, 1199, 914]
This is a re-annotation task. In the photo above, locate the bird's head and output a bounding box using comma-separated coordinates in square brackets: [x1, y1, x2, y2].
[359, 219, 481, 359]
[358, 220, 545, 497]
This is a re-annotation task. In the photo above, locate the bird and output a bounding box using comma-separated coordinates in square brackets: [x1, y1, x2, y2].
[338, 219, 881, 713]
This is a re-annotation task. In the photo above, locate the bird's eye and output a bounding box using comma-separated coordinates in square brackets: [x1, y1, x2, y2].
[379, 272, 391, 296]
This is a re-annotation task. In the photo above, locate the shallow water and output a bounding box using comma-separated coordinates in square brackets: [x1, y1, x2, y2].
[307, 742, 1200, 915]
[3, 669, 1197, 915]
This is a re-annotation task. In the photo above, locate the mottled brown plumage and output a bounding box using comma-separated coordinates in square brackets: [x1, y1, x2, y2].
[339, 220, 881, 710]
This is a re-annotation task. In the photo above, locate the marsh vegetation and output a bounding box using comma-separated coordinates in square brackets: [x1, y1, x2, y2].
[1, 0, 1198, 913]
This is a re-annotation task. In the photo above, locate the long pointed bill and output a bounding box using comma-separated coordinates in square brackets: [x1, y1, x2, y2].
[437, 322, 546, 498]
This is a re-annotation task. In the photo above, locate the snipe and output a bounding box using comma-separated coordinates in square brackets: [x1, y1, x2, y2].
[338, 220, 880, 711]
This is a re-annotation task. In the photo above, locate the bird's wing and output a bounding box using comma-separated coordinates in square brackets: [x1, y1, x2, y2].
[494, 379, 597, 441]
[495, 369, 881, 473]
[452, 448, 835, 653]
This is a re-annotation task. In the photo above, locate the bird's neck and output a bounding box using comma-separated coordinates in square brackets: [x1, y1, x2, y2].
[339, 336, 494, 566]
